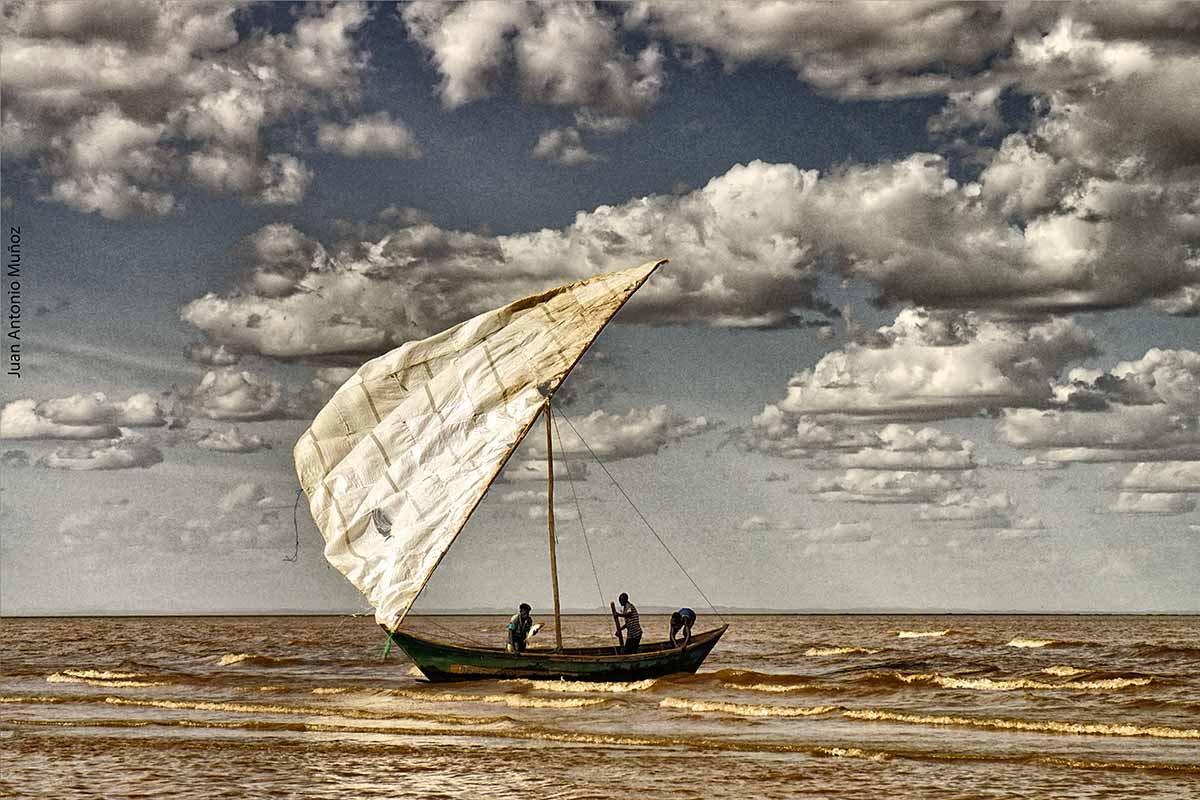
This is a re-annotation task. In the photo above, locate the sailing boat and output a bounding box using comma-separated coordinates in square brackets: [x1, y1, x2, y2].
[294, 259, 727, 682]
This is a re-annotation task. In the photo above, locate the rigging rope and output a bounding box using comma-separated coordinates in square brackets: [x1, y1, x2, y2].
[557, 409, 725, 624]
[551, 409, 607, 612]
[285, 489, 302, 562]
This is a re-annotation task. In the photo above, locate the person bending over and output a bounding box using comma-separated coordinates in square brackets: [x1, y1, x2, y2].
[669, 607, 696, 647]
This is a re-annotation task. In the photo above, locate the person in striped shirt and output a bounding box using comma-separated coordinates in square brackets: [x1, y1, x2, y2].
[614, 592, 642, 654]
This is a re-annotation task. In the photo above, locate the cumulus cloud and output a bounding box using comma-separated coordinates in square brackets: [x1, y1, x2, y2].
[196, 427, 271, 454]
[255, 153, 313, 206]
[404, 1, 663, 120]
[813, 468, 977, 504]
[183, 369, 312, 422]
[40, 440, 163, 471]
[528, 406, 711, 462]
[626, 1, 1014, 99]
[917, 491, 1040, 530]
[1120, 462, 1200, 493]
[1111, 492, 1197, 516]
[1, 1, 369, 216]
[1, 399, 120, 440]
[217, 483, 273, 513]
[758, 308, 1097, 422]
[317, 112, 422, 158]
[181, 123, 1196, 360]
[999, 348, 1200, 463]
[532, 126, 602, 166]
[837, 425, 976, 471]
[185, 342, 241, 367]
[740, 413, 977, 473]
[636, 6, 1200, 314]
[180, 162, 838, 358]
[34, 392, 167, 427]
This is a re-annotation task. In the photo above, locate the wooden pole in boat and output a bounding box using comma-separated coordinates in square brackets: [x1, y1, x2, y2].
[545, 402, 564, 651]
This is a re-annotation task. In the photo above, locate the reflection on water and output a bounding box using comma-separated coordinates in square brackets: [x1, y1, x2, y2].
[2, 614, 1198, 798]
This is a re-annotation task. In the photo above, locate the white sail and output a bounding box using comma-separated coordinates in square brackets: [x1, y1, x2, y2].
[293, 260, 664, 628]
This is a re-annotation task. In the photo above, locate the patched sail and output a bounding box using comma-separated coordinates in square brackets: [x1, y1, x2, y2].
[294, 260, 664, 628]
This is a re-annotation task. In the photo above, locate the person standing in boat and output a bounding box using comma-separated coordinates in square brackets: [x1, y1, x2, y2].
[613, 593, 642, 654]
[669, 607, 696, 647]
[507, 603, 535, 653]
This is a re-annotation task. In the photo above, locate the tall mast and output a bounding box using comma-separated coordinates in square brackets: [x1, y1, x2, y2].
[545, 402, 564, 651]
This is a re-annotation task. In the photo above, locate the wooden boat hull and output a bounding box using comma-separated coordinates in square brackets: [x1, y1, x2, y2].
[386, 625, 727, 682]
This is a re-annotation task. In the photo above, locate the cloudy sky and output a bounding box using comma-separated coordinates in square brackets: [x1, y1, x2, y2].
[1, 1, 1197, 615]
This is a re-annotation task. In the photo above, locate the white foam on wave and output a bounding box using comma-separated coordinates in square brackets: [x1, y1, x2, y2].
[843, 708, 1199, 739]
[660, 697, 839, 718]
[816, 746, 888, 761]
[506, 678, 658, 694]
[47, 669, 165, 688]
[1042, 665, 1087, 677]
[218, 653, 255, 666]
[378, 687, 607, 709]
[805, 646, 882, 656]
[895, 630, 949, 639]
[484, 695, 606, 709]
[897, 672, 1151, 692]
[727, 682, 829, 694]
[1006, 638, 1056, 648]
[216, 652, 293, 666]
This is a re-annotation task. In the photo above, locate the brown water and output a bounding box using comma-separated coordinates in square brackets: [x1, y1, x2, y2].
[2, 615, 1198, 798]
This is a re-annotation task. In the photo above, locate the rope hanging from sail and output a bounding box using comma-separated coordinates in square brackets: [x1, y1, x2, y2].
[285, 489, 302, 562]
[556, 409, 726, 624]
[551, 409, 607, 612]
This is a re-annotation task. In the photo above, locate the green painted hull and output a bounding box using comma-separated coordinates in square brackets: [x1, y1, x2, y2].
[386, 625, 728, 682]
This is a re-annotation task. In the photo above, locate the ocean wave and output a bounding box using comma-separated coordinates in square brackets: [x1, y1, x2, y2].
[504, 679, 658, 694]
[660, 697, 839, 718]
[1006, 637, 1057, 648]
[484, 695, 606, 709]
[1135, 643, 1200, 658]
[815, 746, 888, 761]
[0, 695, 71, 705]
[12, 715, 1200, 774]
[47, 669, 166, 689]
[725, 682, 830, 694]
[706, 669, 822, 689]
[1041, 665, 1088, 677]
[804, 646, 882, 657]
[894, 672, 1151, 692]
[101, 695, 513, 725]
[216, 653, 296, 667]
[895, 630, 950, 639]
[842, 708, 1200, 739]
